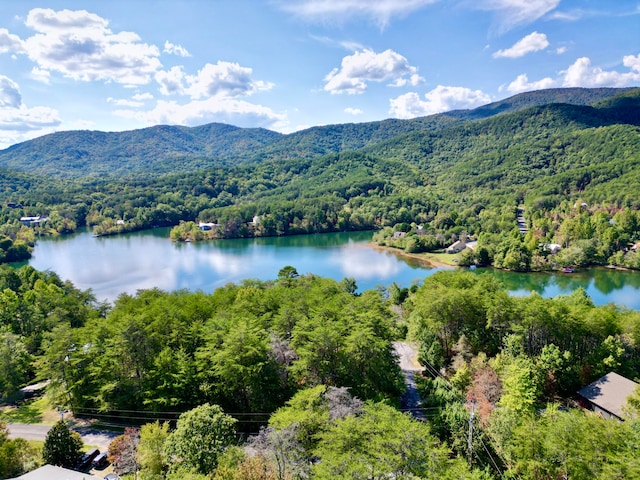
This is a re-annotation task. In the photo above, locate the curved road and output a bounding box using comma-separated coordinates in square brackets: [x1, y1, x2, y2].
[393, 341, 426, 421]
[8, 423, 120, 450]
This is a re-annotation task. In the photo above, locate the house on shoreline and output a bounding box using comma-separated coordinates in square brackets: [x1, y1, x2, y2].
[19, 216, 47, 227]
[446, 239, 467, 254]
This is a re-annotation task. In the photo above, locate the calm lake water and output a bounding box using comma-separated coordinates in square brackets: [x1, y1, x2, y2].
[19, 228, 640, 310]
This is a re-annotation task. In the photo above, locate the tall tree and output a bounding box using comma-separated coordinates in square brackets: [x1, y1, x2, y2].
[165, 403, 237, 476]
[42, 420, 83, 468]
[138, 421, 170, 480]
[313, 402, 462, 479]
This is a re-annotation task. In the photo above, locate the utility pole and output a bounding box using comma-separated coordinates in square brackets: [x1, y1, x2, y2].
[467, 403, 475, 467]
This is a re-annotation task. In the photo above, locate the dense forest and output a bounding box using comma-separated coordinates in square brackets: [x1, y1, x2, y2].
[1, 266, 639, 478]
[0, 87, 639, 271]
[0, 87, 639, 476]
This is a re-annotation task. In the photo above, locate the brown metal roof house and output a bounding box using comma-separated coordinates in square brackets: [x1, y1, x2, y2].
[577, 372, 639, 420]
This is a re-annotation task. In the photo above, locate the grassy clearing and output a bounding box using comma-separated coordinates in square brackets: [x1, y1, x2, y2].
[0, 397, 59, 424]
[419, 252, 459, 266]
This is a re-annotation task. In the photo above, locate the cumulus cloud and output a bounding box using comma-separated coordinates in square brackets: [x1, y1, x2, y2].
[344, 107, 363, 115]
[562, 55, 640, 87]
[503, 53, 640, 93]
[506, 74, 555, 93]
[115, 97, 287, 131]
[0, 75, 61, 148]
[278, 0, 439, 27]
[20, 8, 161, 85]
[493, 32, 549, 58]
[155, 66, 186, 95]
[470, 0, 561, 32]
[325, 49, 423, 94]
[154, 62, 273, 100]
[0, 28, 25, 54]
[389, 86, 491, 119]
[30, 67, 51, 84]
[185, 61, 274, 99]
[0, 76, 22, 108]
[164, 40, 191, 57]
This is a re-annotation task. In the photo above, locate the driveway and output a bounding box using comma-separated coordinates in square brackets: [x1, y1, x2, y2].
[393, 341, 426, 421]
[7, 423, 120, 450]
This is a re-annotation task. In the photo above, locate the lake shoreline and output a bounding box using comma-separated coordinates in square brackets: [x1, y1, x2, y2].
[367, 242, 456, 269]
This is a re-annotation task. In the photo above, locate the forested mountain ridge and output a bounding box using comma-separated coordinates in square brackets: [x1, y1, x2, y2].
[0, 87, 633, 179]
[0, 123, 282, 178]
[0, 87, 638, 269]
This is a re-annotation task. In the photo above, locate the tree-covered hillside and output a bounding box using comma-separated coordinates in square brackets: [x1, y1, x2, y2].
[0, 87, 633, 178]
[0, 88, 638, 269]
[0, 123, 282, 178]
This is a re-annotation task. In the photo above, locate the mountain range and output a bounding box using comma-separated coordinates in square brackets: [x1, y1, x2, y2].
[0, 87, 637, 179]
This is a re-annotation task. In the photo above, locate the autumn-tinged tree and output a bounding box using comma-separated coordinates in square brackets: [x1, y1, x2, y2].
[108, 427, 140, 476]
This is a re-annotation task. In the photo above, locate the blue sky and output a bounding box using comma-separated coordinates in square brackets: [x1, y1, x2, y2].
[0, 0, 638, 148]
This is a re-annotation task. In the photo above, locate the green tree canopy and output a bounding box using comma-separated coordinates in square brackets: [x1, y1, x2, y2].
[42, 420, 83, 468]
[165, 403, 237, 476]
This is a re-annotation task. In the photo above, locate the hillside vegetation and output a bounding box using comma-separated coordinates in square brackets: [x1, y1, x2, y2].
[0, 87, 638, 269]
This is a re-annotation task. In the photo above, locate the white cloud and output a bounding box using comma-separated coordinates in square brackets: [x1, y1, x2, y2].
[164, 40, 191, 57]
[0, 76, 22, 108]
[0, 75, 60, 148]
[506, 73, 555, 93]
[562, 55, 640, 87]
[155, 66, 186, 95]
[623, 54, 640, 73]
[556, 46, 567, 55]
[389, 86, 491, 119]
[344, 107, 363, 115]
[185, 61, 274, 99]
[107, 97, 144, 108]
[325, 49, 423, 94]
[132, 92, 154, 101]
[30, 67, 51, 84]
[115, 97, 287, 131]
[155, 62, 273, 100]
[20, 8, 161, 85]
[0, 28, 25, 54]
[493, 32, 549, 58]
[278, 0, 439, 27]
[471, 0, 561, 32]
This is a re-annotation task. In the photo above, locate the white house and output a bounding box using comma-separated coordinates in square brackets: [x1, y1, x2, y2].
[446, 240, 467, 254]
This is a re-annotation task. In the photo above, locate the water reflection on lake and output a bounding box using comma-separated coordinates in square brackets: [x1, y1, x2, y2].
[20, 228, 640, 310]
[476, 267, 640, 310]
[24, 229, 438, 302]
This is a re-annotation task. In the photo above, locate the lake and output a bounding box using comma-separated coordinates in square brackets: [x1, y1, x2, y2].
[19, 228, 640, 310]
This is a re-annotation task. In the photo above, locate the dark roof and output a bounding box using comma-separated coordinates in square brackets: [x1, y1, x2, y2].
[578, 372, 638, 419]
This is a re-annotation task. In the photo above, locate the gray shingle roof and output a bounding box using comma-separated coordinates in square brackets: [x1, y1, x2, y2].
[578, 372, 638, 419]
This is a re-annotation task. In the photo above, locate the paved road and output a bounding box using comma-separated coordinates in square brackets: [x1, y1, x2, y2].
[8, 423, 120, 450]
[393, 341, 426, 421]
